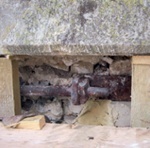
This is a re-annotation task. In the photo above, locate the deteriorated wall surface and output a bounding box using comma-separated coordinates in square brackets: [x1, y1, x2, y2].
[19, 56, 131, 126]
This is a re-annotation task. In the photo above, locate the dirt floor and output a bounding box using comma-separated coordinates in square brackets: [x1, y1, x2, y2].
[0, 123, 150, 148]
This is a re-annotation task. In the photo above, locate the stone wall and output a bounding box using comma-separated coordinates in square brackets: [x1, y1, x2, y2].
[19, 55, 131, 126]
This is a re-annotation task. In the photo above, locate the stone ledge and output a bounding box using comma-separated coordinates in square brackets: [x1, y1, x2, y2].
[1, 45, 150, 56]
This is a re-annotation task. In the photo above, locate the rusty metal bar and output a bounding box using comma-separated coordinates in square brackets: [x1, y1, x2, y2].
[90, 75, 131, 101]
[21, 85, 70, 97]
[21, 85, 109, 98]
[87, 87, 109, 97]
[20, 75, 131, 105]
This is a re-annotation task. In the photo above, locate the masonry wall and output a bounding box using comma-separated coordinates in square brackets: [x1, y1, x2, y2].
[18, 56, 131, 126]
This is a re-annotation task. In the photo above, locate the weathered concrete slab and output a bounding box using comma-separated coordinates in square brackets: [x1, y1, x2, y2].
[0, 58, 21, 117]
[0, 0, 150, 55]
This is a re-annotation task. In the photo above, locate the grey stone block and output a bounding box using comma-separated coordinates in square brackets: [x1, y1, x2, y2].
[0, 0, 150, 55]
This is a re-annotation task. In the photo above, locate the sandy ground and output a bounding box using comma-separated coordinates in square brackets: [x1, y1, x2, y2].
[0, 122, 150, 148]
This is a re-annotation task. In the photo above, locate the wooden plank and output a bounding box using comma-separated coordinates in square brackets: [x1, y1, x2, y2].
[17, 115, 46, 130]
[131, 56, 150, 127]
[0, 58, 21, 117]
[132, 56, 150, 65]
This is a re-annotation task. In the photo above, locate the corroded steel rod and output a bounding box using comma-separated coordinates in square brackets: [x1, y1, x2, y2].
[21, 85, 109, 98]
[91, 75, 131, 101]
[21, 85, 71, 97]
[21, 75, 131, 103]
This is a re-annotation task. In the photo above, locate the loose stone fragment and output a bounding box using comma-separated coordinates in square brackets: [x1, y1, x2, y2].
[101, 57, 113, 64]
[36, 99, 63, 122]
[71, 61, 93, 74]
[64, 99, 84, 115]
[62, 56, 100, 66]
[110, 60, 131, 75]
[74, 100, 131, 127]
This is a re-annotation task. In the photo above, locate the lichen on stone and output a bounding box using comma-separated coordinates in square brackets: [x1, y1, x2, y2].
[0, 0, 150, 55]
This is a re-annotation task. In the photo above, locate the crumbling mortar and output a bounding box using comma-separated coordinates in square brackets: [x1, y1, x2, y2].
[19, 56, 131, 123]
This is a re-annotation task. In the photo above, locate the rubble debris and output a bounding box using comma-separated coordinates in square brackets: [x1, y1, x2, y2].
[73, 100, 114, 126]
[1, 113, 36, 128]
[110, 59, 131, 75]
[101, 57, 113, 64]
[71, 61, 93, 74]
[62, 56, 101, 66]
[73, 100, 131, 127]
[35, 98, 63, 123]
[19, 56, 132, 126]
[63, 99, 84, 115]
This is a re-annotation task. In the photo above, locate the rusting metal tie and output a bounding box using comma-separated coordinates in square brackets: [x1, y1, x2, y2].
[21, 75, 131, 105]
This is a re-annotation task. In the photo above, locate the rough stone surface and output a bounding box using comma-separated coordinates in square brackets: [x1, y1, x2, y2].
[75, 100, 115, 126]
[63, 115, 76, 124]
[111, 102, 131, 127]
[19, 56, 69, 71]
[64, 99, 84, 116]
[0, 0, 150, 55]
[62, 56, 100, 66]
[71, 61, 93, 74]
[101, 57, 113, 64]
[37, 100, 63, 122]
[26, 98, 63, 122]
[110, 59, 131, 75]
[74, 100, 131, 127]
[19, 63, 72, 86]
